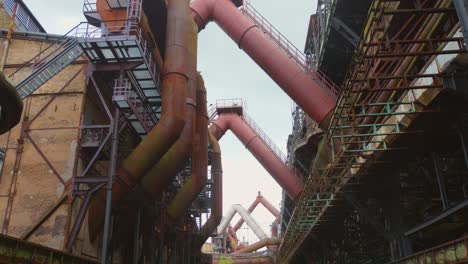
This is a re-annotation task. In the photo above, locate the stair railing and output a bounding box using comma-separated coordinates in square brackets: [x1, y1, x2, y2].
[8, 23, 85, 83]
[241, 112, 288, 165]
[240, 0, 340, 98]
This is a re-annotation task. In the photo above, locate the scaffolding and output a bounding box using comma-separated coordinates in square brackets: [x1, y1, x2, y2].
[278, 0, 466, 262]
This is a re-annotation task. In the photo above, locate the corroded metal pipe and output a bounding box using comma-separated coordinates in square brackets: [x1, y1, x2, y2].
[197, 130, 223, 245]
[0, 72, 23, 135]
[232, 238, 281, 254]
[138, 13, 199, 199]
[212, 255, 274, 264]
[210, 113, 303, 200]
[233, 192, 279, 235]
[88, 0, 191, 241]
[167, 72, 208, 220]
[190, 0, 336, 128]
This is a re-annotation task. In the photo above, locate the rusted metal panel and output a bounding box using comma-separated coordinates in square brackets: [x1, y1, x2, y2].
[391, 237, 468, 264]
[0, 233, 98, 263]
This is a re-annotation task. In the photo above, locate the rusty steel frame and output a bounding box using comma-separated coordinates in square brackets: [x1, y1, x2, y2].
[1, 67, 84, 234]
[278, 0, 466, 262]
[388, 235, 468, 263]
[65, 73, 121, 255]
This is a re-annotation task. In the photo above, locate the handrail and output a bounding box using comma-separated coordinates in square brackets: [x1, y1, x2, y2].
[240, 0, 340, 98]
[8, 22, 85, 81]
[83, 0, 97, 13]
[73, 21, 160, 92]
[241, 112, 288, 165]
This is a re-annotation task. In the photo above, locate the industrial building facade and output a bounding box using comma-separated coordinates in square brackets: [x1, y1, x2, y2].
[0, 0, 466, 263]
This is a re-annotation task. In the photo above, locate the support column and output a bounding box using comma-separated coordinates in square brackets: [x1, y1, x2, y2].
[132, 208, 141, 264]
[101, 108, 119, 263]
[453, 0, 468, 50]
[432, 153, 449, 210]
[384, 171, 412, 260]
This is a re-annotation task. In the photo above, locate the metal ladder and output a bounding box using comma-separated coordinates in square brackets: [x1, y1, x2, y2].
[14, 38, 83, 99]
[240, 0, 340, 98]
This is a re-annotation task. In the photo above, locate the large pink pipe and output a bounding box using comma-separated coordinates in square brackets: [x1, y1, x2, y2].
[210, 113, 303, 200]
[190, 0, 336, 127]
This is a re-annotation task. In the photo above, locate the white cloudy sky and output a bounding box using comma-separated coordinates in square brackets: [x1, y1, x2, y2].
[23, 0, 317, 244]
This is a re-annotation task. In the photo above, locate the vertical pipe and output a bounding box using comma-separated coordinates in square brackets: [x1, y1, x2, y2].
[101, 108, 119, 264]
[88, 0, 191, 240]
[167, 73, 208, 220]
[197, 131, 223, 247]
[138, 0, 198, 199]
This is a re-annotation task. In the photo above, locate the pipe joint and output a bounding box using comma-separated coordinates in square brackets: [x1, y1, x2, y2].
[244, 135, 259, 149]
[190, 8, 208, 31]
[186, 98, 197, 108]
[237, 24, 258, 49]
[162, 71, 189, 81]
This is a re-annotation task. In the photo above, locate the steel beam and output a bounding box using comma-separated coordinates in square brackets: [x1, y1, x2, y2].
[100, 108, 119, 264]
[405, 199, 468, 236]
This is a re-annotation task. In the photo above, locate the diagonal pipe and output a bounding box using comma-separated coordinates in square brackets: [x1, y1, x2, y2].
[233, 192, 280, 237]
[217, 204, 268, 241]
[190, 0, 336, 128]
[210, 113, 303, 200]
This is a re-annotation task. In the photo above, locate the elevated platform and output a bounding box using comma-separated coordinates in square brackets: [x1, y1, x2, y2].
[215, 99, 244, 116]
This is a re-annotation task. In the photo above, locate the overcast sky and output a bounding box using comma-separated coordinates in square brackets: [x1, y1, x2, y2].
[23, 0, 317, 244]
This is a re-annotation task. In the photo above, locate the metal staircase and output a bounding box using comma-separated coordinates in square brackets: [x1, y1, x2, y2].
[11, 38, 83, 99]
[112, 79, 158, 134]
[240, 0, 340, 98]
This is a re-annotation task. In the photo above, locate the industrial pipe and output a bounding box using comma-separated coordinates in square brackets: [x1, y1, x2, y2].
[233, 192, 279, 233]
[232, 238, 281, 254]
[88, 0, 191, 241]
[212, 256, 274, 264]
[210, 113, 303, 200]
[138, 11, 199, 199]
[197, 130, 223, 245]
[167, 72, 208, 220]
[0, 72, 23, 135]
[217, 204, 268, 241]
[190, 0, 336, 128]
